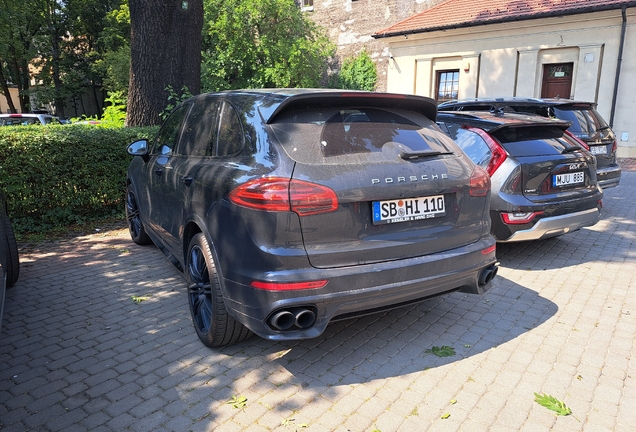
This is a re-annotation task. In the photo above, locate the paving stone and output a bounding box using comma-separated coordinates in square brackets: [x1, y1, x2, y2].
[1, 172, 635, 431]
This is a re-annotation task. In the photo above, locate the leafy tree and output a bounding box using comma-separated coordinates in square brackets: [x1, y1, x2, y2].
[202, 0, 335, 91]
[31, 0, 125, 118]
[333, 49, 377, 91]
[127, 0, 203, 126]
[0, 0, 125, 116]
[93, 4, 131, 97]
[0, 0, 45, 113]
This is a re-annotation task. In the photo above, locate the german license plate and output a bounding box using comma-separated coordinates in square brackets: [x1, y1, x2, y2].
[372, 195, 445, 225]
[553, 172, 584, 187]
[590, 145, 607, 155]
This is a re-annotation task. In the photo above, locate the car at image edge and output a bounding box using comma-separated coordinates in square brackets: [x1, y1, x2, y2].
[437, 110, 603, 242]
[0, 113, 62, 126]
[438, 97, 621, 189]
[1, 192, 20, 334]
[125, 89, 499, 347]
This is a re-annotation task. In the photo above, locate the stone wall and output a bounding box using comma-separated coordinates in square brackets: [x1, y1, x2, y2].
[304, 0, 446, 91]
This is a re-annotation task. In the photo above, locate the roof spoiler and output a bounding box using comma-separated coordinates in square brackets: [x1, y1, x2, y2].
[260, 91, 437, 124]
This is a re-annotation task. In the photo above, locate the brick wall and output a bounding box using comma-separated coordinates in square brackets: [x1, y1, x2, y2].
[304, 0, 446, 91]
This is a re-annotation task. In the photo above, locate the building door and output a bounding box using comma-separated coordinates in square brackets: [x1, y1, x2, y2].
[541, 63, 573, 98]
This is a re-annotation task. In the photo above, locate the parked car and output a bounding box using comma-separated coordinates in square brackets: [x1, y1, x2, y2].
[437, 110, 603, 242]
[0, 113, 62, 126]
[438, 98, 621, 189]
[1, 191, 20, 333]
[126, 89, 498, 347]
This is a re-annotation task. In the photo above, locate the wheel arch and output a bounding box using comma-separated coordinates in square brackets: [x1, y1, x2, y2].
[182, 221, 203, 264]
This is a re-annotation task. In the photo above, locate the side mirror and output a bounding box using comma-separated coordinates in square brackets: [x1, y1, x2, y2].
[127, 140, 150, 162]
[127, 139, 148, 156]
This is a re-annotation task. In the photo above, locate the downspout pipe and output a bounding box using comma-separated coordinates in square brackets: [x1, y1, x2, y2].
[610, 6, 627, 127]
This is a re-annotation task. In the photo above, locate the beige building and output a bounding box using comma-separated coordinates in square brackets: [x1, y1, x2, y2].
[0, 87, 20, 114]
[373, 0, 636, 157]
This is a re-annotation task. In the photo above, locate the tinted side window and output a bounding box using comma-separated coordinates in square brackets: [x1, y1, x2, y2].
[179, 99, 220, 156]
[216, 102, 244, 157]
[151, 104, 190, 156]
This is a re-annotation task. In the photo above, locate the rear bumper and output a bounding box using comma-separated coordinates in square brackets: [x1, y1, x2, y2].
[498, 207, 600, 242]
[596, 165, 621, 189]
[221, 236, 497, 341]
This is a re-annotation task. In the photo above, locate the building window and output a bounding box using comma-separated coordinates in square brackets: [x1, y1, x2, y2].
[300, 0, 313, 12]
[436, 70, 459, 103]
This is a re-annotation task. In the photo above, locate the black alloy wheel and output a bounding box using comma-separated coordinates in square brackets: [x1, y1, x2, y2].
[125, 186, 151, 245]
[186, 233, 252, 347]
[3, 217, 19, 287]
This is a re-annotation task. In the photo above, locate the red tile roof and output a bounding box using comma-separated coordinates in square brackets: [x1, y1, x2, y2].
[374, 0, 636, 38]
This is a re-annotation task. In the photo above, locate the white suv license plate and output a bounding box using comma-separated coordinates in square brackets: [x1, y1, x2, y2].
[373, 195, 445, 225]
[553, 171, 584, 187]
[590, 145, 607, 155]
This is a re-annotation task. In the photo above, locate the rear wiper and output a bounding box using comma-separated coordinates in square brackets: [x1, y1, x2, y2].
[561, 146, 583, 154]
[400, 149, 453, 160]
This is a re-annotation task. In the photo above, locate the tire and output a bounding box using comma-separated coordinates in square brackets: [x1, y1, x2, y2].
[186, 233, 252, 347]
[125, 186, 152, 245]
[3, 217, 19, 288]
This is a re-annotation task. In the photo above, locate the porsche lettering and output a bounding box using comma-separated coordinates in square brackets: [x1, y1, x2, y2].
[372, 173, 448, 185]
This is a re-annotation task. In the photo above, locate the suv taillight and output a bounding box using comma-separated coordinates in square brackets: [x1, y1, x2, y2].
[229, 177, 338, 216]
[465, 126, 507, 176]
[469, 166, 491, 197]
[564, 130, 590, 150]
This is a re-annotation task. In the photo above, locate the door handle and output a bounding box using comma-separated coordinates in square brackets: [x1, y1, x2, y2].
[182, 176, 193, 186]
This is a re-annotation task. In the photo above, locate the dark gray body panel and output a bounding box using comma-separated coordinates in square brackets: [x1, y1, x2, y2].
[127, 90, 497, 340]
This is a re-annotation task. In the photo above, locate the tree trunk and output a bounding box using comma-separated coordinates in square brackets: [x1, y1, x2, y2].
[0, 64, 18, 113]
[127, 0, 203, 127]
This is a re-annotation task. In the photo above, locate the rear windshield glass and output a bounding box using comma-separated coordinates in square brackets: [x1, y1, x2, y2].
[269, 107, 457, 164]
[553, 107, 608, 135]
[491, 126, 571, 156]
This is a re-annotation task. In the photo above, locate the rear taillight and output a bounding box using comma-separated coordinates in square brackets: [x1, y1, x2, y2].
[611, 139, 617, 154]
[564, 130, 590, 150]
[229, 177, 338, 216]
[250, 280, 328, 291]
[481, 244, 496, 255]
[469, 166, 491, 197]
[501, 211, 543, 224]
[465, 126, 507, 176]
[289, 180, 339, 216]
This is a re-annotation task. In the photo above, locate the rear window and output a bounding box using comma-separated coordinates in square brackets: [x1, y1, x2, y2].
[444, 122, 575, 158]
[270, 107, 457, 164]
[553, 107, 608, 136]
[491, 126, 572, 156]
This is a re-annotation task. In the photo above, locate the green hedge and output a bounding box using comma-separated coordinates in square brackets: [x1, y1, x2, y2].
[0, 125, 158, 234]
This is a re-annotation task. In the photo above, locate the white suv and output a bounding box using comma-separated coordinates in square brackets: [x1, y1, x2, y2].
[0, 113, 62, 126]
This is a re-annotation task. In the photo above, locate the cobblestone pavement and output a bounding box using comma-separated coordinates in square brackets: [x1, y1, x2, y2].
[1, 174, 635, 432]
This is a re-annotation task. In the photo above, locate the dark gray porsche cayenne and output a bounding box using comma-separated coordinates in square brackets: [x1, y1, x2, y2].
[126, 89, 498, 347]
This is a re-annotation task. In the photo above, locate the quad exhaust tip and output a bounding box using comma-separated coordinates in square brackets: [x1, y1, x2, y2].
[268, 307, 316, 331]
